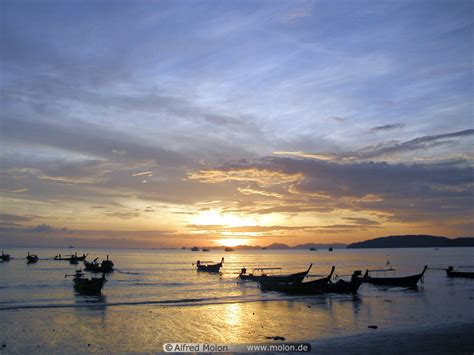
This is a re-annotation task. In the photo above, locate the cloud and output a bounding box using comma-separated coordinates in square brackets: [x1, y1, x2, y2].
[329, 117, 347, 123]
[0, 214, 34, 222]
[370, 123, 405, 132]
[11, 188, 28, 193]
[187, 224, 314, 233]
[353, 129, 474, 159]
[188, 154, 474, 228]
[1, 118, 187, 166]
[28, 224, 64, 233]
[273, 129, 474, 162]
[132, 171, 154, 177]
[105, 211, 141, 219]
[273, 151, 335, 161]
[342, 217, 381, 226]
[188, 166, 302, 186]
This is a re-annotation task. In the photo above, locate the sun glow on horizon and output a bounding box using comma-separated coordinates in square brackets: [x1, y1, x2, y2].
[216, 238, 251, 247]
[191, 209, 260, 227]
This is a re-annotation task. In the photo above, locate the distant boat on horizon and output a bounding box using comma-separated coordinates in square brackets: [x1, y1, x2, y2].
[328, 247, 333, 252]
[191, 247, 199, 252]
[310, 247, 317, 251]
[202, 248, 210, 252]
[224, 247, 235, 252]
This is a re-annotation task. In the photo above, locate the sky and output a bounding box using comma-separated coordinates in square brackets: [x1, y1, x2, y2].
[0, 0, 473, 248]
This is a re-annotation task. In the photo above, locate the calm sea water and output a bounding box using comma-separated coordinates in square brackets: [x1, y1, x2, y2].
[1, 247, 473, 352]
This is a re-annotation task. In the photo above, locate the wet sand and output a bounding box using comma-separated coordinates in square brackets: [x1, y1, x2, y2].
[309, 321, 474, 355]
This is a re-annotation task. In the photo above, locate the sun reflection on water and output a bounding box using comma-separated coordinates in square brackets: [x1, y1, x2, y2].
[224, 302, 242, 327]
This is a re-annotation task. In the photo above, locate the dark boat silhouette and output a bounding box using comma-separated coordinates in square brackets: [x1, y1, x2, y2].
[26, 252, 39, 264]
[446, 266, 474, 279]
[83, 255, 114, 273]
[310, 247, 317, 251]
[1, 251, 10, 261]
[55, 252, 88, 263]
[191, 247, 200, 252]
[54, 253, 88, 261]
[363, 265, 427, 288]
[202, 248, 210, 252]
[325, 270, 364, 294]
[239, 264, 313, 283]
[259, 266, 333, 294]
[67, 270, 107, 295]
[224, 247, 235, 252]
[196, 257, 224, 273]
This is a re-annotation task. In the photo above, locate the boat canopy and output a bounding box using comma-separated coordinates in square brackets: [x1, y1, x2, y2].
[252, 267, 282, 271]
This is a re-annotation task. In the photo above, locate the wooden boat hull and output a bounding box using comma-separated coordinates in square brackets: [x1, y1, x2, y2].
[26, 255, 38, 264]
[240, 264, 313, 283]
[74, 275, 106, 295]
[325, 272, 363, 294]
[446, 268, 474, 279]
[55, 254, 87, 262]
[197, 262, 222, 273]
[259, 266, 333, 294]
[363, 266, 427, 288]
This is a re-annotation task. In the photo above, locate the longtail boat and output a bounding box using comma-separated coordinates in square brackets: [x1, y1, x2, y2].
[325, 271, 364, 294]
[67, 270, 107, 295]
[196, 257, 224, 273]
[446, 266, 474, 279]
[83, 255, 114, 273]
[239, 264, 313, 283]
[259, 266, 333, 294]
[363, 265, 427, 288]
[1, 251, 10, 261]
[26, 252, 39, 264]
[54, 253, 88, 262]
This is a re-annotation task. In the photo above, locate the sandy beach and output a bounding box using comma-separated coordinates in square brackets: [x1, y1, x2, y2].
[309, 321, 474, 355]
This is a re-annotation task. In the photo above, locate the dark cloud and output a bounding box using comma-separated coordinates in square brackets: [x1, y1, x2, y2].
[1, 118, 186, 166]
[353, 129, 474, 159]
[105, 211, 141, 219]
[342, 217, 381, 226]
[28, 224, 67, 233]
[0, 213, 34, 222]
[370, 123, 405, 132]
[274, 129, 474, 163]
[329, 117, 347, 122]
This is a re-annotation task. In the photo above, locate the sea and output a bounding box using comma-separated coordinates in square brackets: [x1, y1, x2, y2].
[0, 247, 473, 353]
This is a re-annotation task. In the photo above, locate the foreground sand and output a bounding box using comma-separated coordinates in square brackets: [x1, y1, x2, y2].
[308, 321, 474, 355]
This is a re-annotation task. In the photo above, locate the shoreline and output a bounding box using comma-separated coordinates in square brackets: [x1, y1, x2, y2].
[307, 321, 474, 354]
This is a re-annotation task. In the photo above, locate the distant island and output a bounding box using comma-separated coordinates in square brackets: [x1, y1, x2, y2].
[182, 235, 474, 251]
[347, 235, 474, 249]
